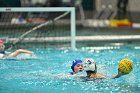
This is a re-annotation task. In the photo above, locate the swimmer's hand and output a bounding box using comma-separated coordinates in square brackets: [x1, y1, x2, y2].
[112, 71, 128, 79]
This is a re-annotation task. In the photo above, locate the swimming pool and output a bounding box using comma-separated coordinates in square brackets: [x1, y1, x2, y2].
[0, 44, 140, 93]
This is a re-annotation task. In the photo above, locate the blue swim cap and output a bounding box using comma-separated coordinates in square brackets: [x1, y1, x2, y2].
[71, 59, 82, 72]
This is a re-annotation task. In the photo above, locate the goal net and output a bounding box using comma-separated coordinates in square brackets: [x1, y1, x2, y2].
[0, 7, 76, 50]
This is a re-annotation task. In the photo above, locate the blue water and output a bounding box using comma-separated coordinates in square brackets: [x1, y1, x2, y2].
[0, 46, 140, 93]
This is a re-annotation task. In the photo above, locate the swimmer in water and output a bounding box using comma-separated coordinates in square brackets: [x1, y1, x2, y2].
[52, 59, 83, 79]
[83, 58, 133, 80]
[70, 59, 83, 75]
[83, 58, 107, 79]
[0, 39, 34, 59]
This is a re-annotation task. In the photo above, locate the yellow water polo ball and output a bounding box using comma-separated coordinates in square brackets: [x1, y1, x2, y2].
[118, 58, 133, 74]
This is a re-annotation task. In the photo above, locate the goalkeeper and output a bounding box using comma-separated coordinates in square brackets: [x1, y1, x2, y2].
[0, 39, 33, 59]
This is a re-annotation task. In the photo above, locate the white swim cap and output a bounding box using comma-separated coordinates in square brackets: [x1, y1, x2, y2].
[83, 58, 96, 72]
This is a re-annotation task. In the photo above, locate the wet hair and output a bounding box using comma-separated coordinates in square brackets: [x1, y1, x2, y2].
[86, 64, 97, 77]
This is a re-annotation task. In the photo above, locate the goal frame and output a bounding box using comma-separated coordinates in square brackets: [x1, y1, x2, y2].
[0, 7, 76, 50]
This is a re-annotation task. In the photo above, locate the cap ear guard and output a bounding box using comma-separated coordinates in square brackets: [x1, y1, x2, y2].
[83, 58, 97, 72]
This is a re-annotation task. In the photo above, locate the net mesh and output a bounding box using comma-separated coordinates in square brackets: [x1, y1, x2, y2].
[0, 11, 71, 49]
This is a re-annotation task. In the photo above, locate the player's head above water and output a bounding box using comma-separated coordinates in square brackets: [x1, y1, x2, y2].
[83, 58, 97, 73]
[71, 59, 83, 73]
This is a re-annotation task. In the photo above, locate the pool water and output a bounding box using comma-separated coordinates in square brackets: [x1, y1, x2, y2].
[0, 45, 140, 93]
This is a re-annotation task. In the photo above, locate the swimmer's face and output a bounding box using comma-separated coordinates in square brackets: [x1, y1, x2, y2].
[74, 63, 83, 73]
[0, 44, 5, 51]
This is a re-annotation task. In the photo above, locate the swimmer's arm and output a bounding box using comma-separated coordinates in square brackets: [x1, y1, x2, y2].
[96, 74, 113, 80]
[112, 71, 127, 79]
[97, 74, 108, 79]
[112, 74, 121, 79]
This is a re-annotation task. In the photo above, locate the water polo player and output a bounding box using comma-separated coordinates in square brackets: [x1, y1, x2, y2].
[83, 58, 107, 79]
[70, 59, 83, 75]
[0, 39, 34, 59]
